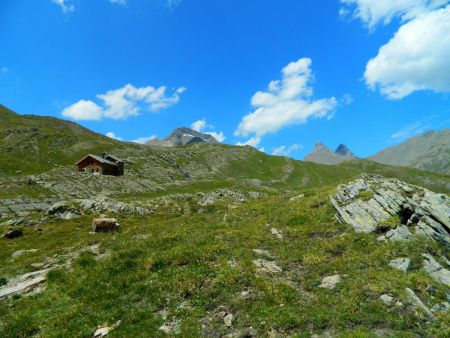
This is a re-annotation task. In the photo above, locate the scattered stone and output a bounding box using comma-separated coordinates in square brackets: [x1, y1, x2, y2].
[159, 317, 181, 334]
[270, 228, 283, 240]
[380, 294, 394, 305]
[385, 225, 411, 242]
[92, 217, 120, 233]
[253, 249, 275, 259]
[422, 254, 450, 286]
[224, 313, 234, 327]
[93, 320, 121, 337]
[2, 228, 23, 239]
[253, 259, 282, 274]
[431, 302, 450, 313]
[11, 249, 38, 259]
[405, 288, 434, 318]
[389, 258, 411, 272]
[289, 194, 305, 202]
[319, 274, 341, 289]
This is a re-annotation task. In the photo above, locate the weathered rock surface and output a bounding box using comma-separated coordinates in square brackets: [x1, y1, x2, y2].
[252, 259, 282, 274]
[47, 201, 81, 220]
[319, 275, 341, 289]
[422, 254, 450, 286]
[389, 258, 411, 272]
[331, 175, 450, 248]
[405, 288, 434, 318]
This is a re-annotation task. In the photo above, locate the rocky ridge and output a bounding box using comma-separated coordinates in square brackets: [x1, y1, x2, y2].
[148, 127, 220, 147]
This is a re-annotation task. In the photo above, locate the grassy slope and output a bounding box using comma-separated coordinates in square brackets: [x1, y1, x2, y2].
[0, 105, 123, 175]
[1, 107, 450, 336]
[1, 187, 449, 337]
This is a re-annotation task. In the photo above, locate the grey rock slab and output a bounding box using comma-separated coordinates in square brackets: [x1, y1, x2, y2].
[252, 259, 282, 274]
[405, 287, 434, 318]
[319, 274, 341, 289]
[385, 225, 411, 242]
[253, 249, 275, 259]
[423, 254, 450, 286]
[389, 258, 411, 272]
[380, 294, 394, 305]
[0, 268, 51, 299]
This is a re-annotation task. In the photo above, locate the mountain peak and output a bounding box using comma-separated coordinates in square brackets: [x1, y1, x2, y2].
[305, 142, 356, 165]
[149, 127, 220, 147]
[335, 144, 354, 157]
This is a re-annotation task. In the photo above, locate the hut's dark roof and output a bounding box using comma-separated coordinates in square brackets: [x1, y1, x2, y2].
[104, 154, 123, 163]
[75, 154, 117, 166]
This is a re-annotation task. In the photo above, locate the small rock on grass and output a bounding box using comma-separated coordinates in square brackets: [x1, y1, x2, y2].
[270, 228, 283, 240]
[253, 259, 282, 274]
[11, 249, 38, 259]
[319, 274, 341, 289]
[389, 258, 411, 272]
[2, 229, 23, 239]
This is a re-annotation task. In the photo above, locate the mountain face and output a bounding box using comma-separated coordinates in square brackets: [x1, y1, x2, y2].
[370, 129, 450, 175]
[148, 127, 220, 147]
[304, 142, 356, 165]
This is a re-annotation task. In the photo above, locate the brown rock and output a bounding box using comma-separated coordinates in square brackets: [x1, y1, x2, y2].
[92, 218, 119, 233]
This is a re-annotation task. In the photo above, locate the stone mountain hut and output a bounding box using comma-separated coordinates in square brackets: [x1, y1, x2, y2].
[75, 153, 124, 176]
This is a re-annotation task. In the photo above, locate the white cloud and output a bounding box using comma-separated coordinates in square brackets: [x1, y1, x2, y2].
[236, 136, 262, 148]
[106, 132, 123, 141]
[340, 0, 449, 29]
[62, 84, 186, 121]
[62, 100, 103, 121]
[131, 135, 157, 144]
[52, 0, 75, 13]
[205, 131, 225, 143]
[272, 144, 303, 156]
[191, 119, 208, 132]
[365, 5, 450, 99]
[235, 58, 337, 141]
[342, 1, 450, 99]
[190, 118, 226, 142]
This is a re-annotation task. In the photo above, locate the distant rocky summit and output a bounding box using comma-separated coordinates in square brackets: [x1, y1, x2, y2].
[148, 127, 220, 147]
[370, 129, 450, 175]
[304, 142, 356, 165]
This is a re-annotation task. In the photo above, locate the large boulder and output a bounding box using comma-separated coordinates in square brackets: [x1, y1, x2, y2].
[331, 175, 450, 248]
[46, 202, 80, 220]
[92, 217, 120, 233]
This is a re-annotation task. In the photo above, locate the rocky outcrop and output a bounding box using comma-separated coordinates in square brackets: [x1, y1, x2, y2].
[331, 175, 450, 249]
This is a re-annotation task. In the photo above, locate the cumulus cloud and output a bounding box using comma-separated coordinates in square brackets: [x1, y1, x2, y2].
[190, 118, 226, 142]
[236, 136, 262, 148]
[62, 84, 186, 121]
[340, 0, 449, 29]
[205, 131, 225, 143]
[272, 144, 303, 156]
[342, 1, 450, 99]
[235, 58, 337, 141]
[131, 135, 157, 144]
[52, 0, 75, 13]
[106, 132, 123, 141]
[365, 6, 450, 99]
[191, 119, 208, 132]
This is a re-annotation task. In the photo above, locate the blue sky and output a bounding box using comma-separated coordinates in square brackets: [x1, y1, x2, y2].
[1, 0, 449, 158]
